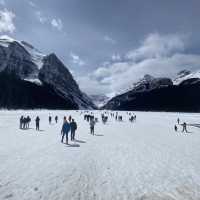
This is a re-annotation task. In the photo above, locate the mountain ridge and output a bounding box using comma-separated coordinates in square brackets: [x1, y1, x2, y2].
[0, 35, 96, 109]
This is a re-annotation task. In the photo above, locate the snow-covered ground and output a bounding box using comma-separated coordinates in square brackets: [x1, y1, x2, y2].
[0, 110, 200, 200]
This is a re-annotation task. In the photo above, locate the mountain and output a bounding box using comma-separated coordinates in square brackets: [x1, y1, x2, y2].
[103, 72, 200, 112]
[173, 69, 200, 85]
[89, 94, 110, 108]
[0, 35, 96, 109]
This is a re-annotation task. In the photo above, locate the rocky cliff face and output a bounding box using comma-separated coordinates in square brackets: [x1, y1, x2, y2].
[0, 41, 39, 79]
[39, 53, 95, 109]
[0, 35, 96, 109]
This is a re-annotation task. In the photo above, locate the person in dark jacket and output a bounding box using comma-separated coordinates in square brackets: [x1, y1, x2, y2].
[182, 122, 188, 133]
[35, 116, 40, 131]
[61, 119, 71, 144]
[70, 119, 77, 141]
[20, 116, 24, 129]
[68, 115, 72, 123]
[55, 116, 58, 123]
[49, 115, 52, 124]
[174, 125, 178, 132]
[27, 116, 31, 128]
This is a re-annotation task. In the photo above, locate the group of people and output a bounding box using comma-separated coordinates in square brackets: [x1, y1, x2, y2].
[48, 115, 58, 124]
[19, 110, 138, 146]
[20, 116, 40, 130]
[83, 112, 96, 135]
[19, 114, 78, 145]
[20, 116, 31, 129]
[174, 118, 188, 133]
[82, 110, 137, 136]
[61, 116, 77, 144]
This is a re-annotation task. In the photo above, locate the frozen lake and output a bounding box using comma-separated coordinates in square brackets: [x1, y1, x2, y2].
[0, 110, 200, 200]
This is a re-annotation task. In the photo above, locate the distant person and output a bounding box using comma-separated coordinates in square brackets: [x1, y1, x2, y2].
[61, 118, 71, 144]
[70, 119, 77, 141]
[35, 116, 40, 131]
[49, 115, 52, 124]
[182, 122, 188, 133]
[177, 118, 180, 124]
[90, 118, 95, 135]
[20, 116, 24, 129]
[55, 116, 58, 123]
[134, 115, 137, 122]
[27, 116, 31, 128]
[174, 125, 178, 132]
[68, 115, 72, 123]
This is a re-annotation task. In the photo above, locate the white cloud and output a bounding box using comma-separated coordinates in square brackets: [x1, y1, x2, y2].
[79, 33, 200, 96]
[51, 18, 63, 31]
[126, 33, 186, 61]
[0, 9, 15, 33]
[35, 11, 47, 24]
[111, 53, 121, 61]
[70, 52, 85, 66]
[28, 1, 36, 8]
[104, 35, 116, 44]
[35, 11, 64, 32]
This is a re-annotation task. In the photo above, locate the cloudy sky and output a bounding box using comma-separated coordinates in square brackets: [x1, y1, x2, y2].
[0, 0, 200, 96]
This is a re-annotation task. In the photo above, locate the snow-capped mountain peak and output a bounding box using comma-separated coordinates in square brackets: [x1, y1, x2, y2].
[0, 35, 45, 71]
[0, 35, 16, 43]
[173, 69, 200, 85]
[0, 35, 96, 109]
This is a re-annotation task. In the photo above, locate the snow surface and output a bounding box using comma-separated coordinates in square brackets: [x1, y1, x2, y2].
[0, 110, 200, 200]
[24, 78, 42, 85]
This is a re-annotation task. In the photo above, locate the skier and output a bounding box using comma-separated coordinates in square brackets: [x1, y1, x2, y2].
[61, 118, 71, 144]
[49, 115, 52, 124]
[70, 119, 77, 141]
[90, 118, 95, 135]
[35, 116, 40, 131]
[55, 116, 58, 123]
[182, 122, 188, 133]
[174, 125, 178, 132]
[177, 118, 180, 124]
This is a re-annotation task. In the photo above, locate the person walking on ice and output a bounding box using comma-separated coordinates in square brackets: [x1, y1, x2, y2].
[35, 116, 40, 131]
[70, 119, 77, 141]
[55, 116, 58, 123]
[20, 116, 24, 129]
[90, 118, 95, 135]
[61, 118, 71, 144]
[182, 122, 188, 133]
[49, 115, 52, 124]
[174, 125, 178, 132]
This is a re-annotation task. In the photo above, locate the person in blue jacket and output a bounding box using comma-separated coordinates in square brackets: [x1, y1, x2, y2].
[61, 118, 71, 144]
